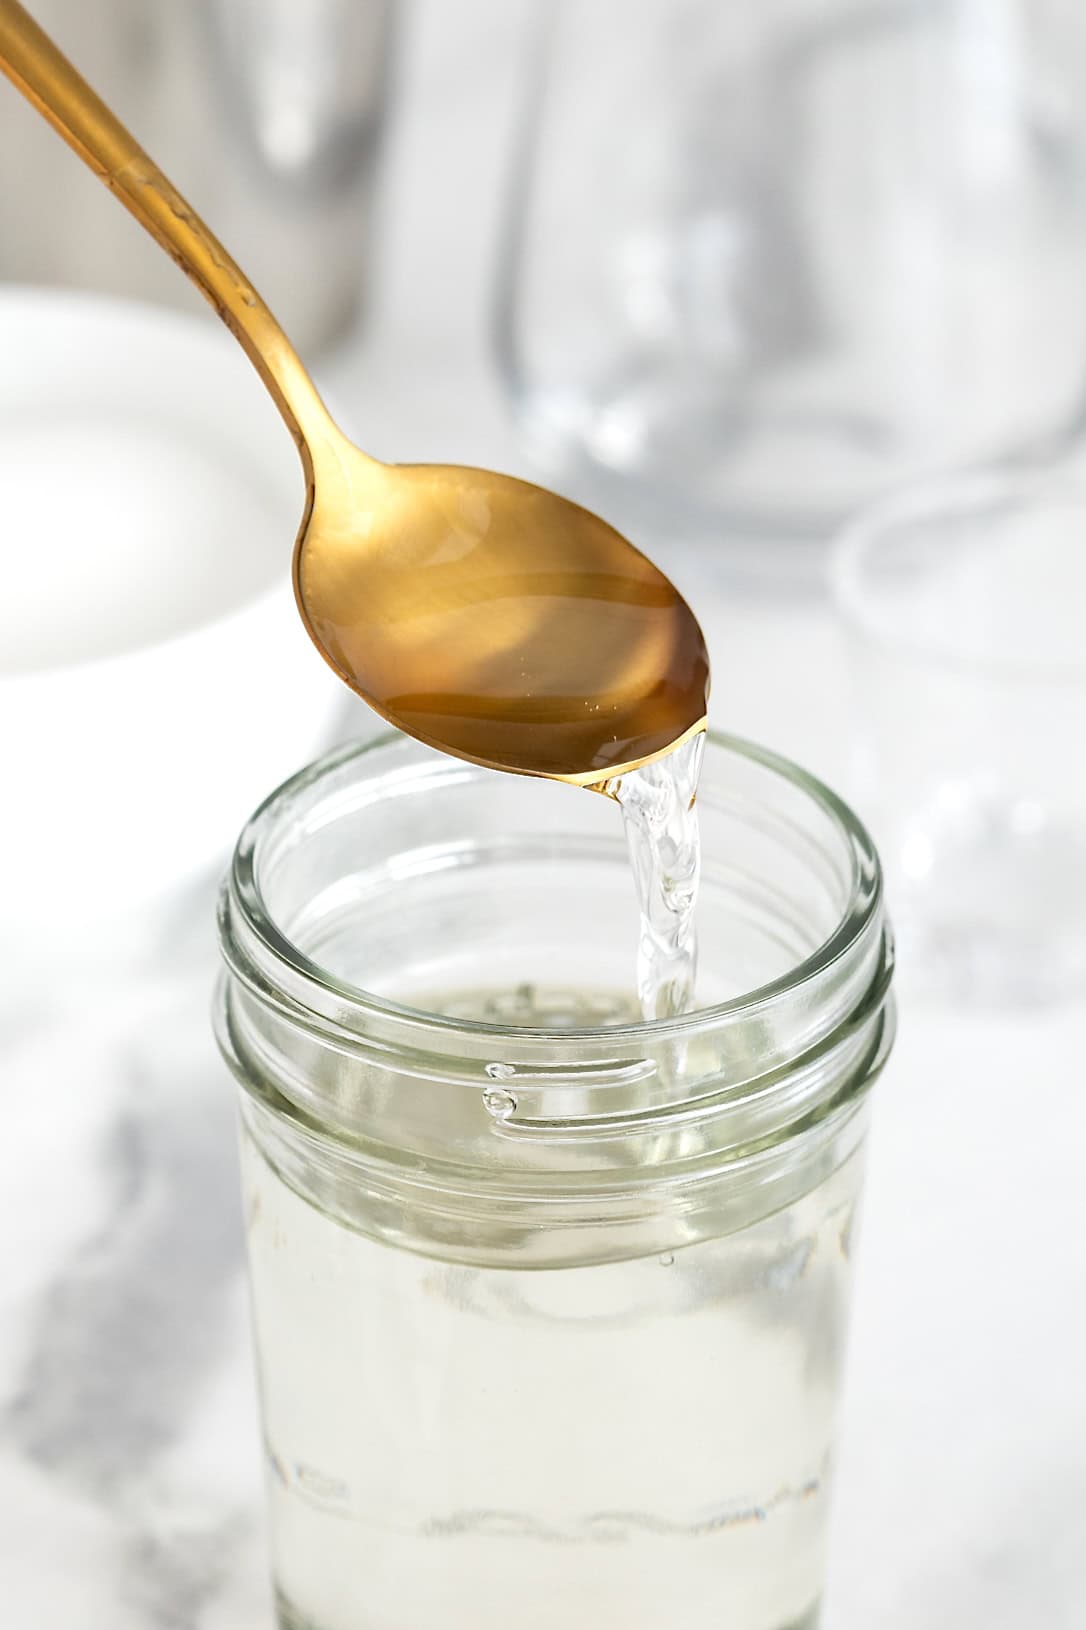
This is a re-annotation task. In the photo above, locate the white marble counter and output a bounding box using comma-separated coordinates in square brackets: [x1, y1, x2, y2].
[1, 3, 1083, 1625]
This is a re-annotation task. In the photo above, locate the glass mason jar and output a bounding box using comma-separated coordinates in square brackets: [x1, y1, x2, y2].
[495, 0, 1086, 548]
[216, 732, 895, 1630]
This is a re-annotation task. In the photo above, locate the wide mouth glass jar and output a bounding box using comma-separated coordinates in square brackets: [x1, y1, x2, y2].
[216, 731, 894, 1630]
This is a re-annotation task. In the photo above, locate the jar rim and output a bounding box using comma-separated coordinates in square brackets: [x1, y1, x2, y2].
[226, 728, 883, 1044]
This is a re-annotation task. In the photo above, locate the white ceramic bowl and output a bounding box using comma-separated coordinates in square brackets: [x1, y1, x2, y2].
[0, 288, 345, 969]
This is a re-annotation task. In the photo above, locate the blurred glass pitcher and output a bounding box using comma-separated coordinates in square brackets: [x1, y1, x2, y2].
[0, 0, 394, 354]
[496, 0, 1086, 546]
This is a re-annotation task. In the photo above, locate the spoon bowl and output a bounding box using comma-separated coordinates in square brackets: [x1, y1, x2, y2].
[297, 451, 708, 781]
[0, 0, 709, 786]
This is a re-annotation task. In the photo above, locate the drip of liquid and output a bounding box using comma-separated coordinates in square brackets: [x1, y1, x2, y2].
[614, 732, 704, 1020]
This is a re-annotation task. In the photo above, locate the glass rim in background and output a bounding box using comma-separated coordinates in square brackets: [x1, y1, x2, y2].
[831, 467, 1086, 1008]
[833, 470, 1086, 685]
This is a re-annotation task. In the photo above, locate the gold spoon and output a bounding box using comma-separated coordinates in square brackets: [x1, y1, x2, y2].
[0, 1, 709, 786]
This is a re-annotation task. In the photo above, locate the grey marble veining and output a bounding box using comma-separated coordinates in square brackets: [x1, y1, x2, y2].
[0, 870, 269, 1626]
[6, 998, 242, 1492]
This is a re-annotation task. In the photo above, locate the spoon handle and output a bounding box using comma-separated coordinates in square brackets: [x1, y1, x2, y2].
[0, 0, 337, 463]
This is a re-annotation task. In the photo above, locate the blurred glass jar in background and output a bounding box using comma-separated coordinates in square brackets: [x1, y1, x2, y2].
[833, 471, 1086, 1009]
[496, 0, 1086, 548]
[0, 0, 394, 355]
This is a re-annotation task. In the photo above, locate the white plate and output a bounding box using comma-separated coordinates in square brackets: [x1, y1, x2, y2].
[0, 288, 345, 973]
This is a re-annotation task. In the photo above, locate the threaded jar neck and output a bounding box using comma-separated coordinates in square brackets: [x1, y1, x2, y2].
[216, 732, 894, 1265]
